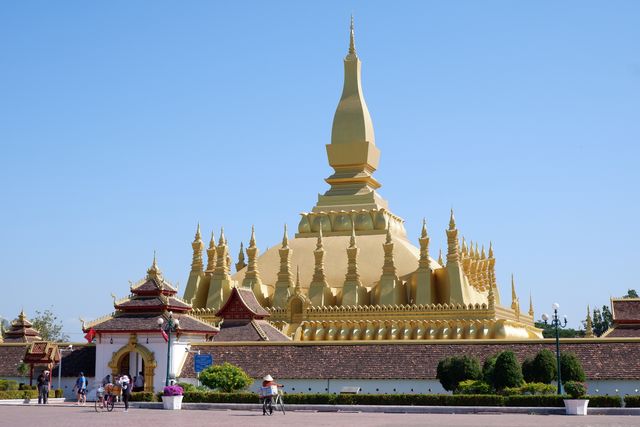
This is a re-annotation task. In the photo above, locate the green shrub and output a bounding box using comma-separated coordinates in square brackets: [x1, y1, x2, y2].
[560, 353, 585, 383]
[516, 382, 556, 396]
[436, 355, 482, 392]
[563, 381, 587, 398]
[129, 392, 158, 402]
[177, 382, 197, 393]
[493, 351, 523, 390]
[505, 395, 564, 407]
[587, 395, 622, 407]
[199, 362, 253, 393]
[624, 395, 640, 408]
[0, 380, 19, 391]
[482, 355, 497, 385]
[523, 350, 556, 384]
[456, 380, 492, 395]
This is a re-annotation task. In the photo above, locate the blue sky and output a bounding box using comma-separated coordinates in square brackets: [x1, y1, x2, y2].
[1, 1, 638, 339]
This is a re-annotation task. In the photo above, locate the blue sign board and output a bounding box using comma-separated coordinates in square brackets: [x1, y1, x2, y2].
[194, 354, 213, 373]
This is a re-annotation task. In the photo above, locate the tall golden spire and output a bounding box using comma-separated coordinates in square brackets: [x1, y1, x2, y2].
[438, 249, 444, 266]
[418, 218, 430, 270]
[243, 225, 262, 289]
[234, 242, 246, 272]
[295, 265, 301, 294]
[344, 222, 362, 289]
[147, 251, 162, 279]
[446, 209, 460, 264]
[309, 226, 333, 305]
[191, 223, 204, 272]
[529, 292, 534, 317]
[273, 224, 295, 308]
[206, 231, 217, 272]
[213, 227, 230, 278]
[511, 274, 520, 312]
[585, 305, 594, 338]
[320, 16, 382, 208]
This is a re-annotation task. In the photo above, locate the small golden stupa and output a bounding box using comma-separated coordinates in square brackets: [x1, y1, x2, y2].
[184, 18, 542, 341]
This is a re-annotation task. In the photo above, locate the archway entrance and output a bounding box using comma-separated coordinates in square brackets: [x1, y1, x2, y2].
[108, 334, 157, 393]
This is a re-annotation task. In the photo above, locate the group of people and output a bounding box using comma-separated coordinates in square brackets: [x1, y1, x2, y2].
[70, 370, 142, 412]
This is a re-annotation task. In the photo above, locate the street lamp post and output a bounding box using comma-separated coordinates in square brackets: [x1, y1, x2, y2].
[157, 312, 180, 387]
[542, 303, 568, 395]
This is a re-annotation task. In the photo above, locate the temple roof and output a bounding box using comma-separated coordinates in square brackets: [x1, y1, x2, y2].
[115, 296, 191, 312]
[88, 312, 218, 334]
[3, 310, 42, 343]
[216, 287, 269, 319]
[23, 341, 60, 365]
[215, 319, 290, 342]
[603, 298, 640, 337]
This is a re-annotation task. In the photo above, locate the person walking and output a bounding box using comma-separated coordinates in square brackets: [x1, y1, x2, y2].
[74, 372, 87, 405]
[36, 370, 50, 404]
[118, 373, 131, 412]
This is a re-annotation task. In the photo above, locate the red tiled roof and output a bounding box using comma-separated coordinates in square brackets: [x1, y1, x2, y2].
[115, 296, 190, 311]
[90, 312, 218, 334]
[612, 299, 640, 323]
[0, 345, 28, 376]
[131, 277, 177, 295]
[215, 287, 269, 319]
[215, 320, 290, 342]
[182, 340, 640, 381]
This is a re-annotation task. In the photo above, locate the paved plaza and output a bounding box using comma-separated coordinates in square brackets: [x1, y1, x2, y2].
[0, 405, 639, 427]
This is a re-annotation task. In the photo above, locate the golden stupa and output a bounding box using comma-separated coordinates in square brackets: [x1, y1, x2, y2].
[184, 19, 542, 341]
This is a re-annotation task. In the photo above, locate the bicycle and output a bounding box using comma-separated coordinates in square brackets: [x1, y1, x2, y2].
[95, 384, 120, 412]
[260, 386, 285, 416]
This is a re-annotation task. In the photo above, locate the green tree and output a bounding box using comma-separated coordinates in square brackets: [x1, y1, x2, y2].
[31, 308, 69, 342]
[592, 305, 612, 337]
[436, 356, 482, 392]
[534, 321, 584, 338]
[560, 353, 585, 383]
[624, 289, 638, 298]
[522, 349, 556, 384]
[482, 355, 497, 385]
[199, 362, 253, 393]
[493, 351, 523, 390]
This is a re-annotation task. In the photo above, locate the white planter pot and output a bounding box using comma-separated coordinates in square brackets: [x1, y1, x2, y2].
[162, 395, 184, 410]
[564, 399, 589, 415]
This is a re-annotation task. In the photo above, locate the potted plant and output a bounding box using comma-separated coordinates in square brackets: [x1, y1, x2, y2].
[563, 381, 589, 415]
[161, 385, 184, 410]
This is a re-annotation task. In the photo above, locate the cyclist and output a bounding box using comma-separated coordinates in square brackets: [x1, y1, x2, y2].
[260, 375, 283, 415]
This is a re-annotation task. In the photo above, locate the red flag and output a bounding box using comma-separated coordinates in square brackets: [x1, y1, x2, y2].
[161, 329, 168, 343]
[84, 328, 96, 343]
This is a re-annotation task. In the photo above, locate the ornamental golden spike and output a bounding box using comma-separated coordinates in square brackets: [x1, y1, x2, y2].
[449, 208, 456, 230]
[282, 224, 289, 248]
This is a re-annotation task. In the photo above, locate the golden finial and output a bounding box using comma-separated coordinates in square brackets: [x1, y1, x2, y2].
[488, 241, 494, 258]
[295, 265, 301, 293]
[195, 222, 201, 240]
[349, 221, 357, 248]
[152, 250, 157, 269]
[348, 15, 356, 56]
[474, 243, 479, 260]
[385, 224, 392, 244]
[218, 227, 225, 246]
[481, 245, 486, 260]
[316, 226, 324, 249]
[421, 218, 428, 238]
[438, 249, 444, 266]
[282, 224, 289, 248]
[511, 274, 516, 299]
[209, 231, 216, 249]
[529, 292, 534, 317]
[461, 237, 467, 255]
[449, 209, 456, 230]
[249, 225, 257, 248]
[238, 242, 245, 261]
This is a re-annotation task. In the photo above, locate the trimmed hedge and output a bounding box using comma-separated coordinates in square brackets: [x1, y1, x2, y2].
[180, 392, 505, 406]
[625, 395, 640, 408]
[587, 395, 622, 408]
[504, 395, 565, 407]
[129, 392, 158, 402]
[0, 389, 61, 400]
